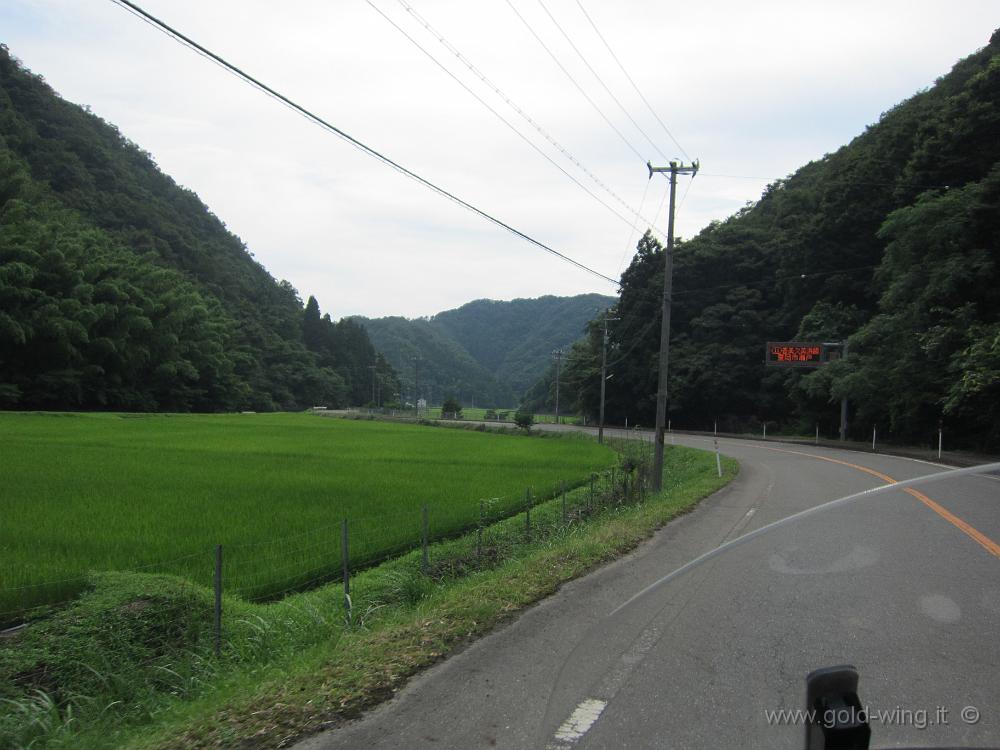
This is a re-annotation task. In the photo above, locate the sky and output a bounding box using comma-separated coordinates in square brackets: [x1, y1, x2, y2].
[2, 1, 997, 320]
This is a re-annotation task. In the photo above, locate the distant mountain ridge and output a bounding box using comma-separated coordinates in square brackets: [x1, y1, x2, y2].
[355, 293, 614, 407]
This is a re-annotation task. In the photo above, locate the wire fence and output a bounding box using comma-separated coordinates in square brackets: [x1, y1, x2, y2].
[0, 439, 669, 750]
[0, 446, 653, 635]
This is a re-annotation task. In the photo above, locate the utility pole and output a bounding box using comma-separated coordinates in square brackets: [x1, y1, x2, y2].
[552, 349, 564, 424]
[598, 313, 620, 444]
[647, 159, 699, 491]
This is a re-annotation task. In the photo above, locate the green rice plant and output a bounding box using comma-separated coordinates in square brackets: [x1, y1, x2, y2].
[0, 412, 614, 620]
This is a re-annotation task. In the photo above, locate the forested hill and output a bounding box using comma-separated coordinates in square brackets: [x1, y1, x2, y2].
[556, 30, 1000, 449]
[0, 45, 397, 411]
[356, 294, 614, 408]
[432, 294, 615, 395]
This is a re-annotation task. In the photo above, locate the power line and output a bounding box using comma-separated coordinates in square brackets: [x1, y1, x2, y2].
[382, 0, 664, 238]
[616, 176, 650, 275]
[366, 0, 639, 234]
[535, 0, 669, 162]
[504, 0, 647, 164]
[573, 0, 690, 162]
[676, 169, 696, 214]
[697, 172, 957, 191]
[108, 0, 620, 287]
[592, 262, 882, 372]
[604, 316, 659, 369]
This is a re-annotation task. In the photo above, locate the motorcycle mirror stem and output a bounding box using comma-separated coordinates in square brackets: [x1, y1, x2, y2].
[805, 665, 872, 750]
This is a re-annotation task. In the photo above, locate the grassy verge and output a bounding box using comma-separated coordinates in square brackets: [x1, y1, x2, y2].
[1, 444, 736, 750]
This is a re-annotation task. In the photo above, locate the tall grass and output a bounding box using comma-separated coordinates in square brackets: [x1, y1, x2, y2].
[0, 412, 614, 619]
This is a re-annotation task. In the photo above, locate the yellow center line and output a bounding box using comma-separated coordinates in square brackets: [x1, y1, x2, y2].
[747, 444, 1000, 560]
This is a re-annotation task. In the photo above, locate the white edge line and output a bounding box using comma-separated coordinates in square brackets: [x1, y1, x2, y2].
[550, 698, 608, 746]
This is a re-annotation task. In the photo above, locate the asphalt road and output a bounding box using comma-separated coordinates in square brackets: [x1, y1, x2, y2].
[297, 430, 1000, 750]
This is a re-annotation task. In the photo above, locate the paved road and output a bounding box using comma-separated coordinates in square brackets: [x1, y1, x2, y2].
[297, 430, 1000, 750]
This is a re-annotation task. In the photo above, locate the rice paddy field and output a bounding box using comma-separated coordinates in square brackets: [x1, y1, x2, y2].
[0, 412, 615, 621]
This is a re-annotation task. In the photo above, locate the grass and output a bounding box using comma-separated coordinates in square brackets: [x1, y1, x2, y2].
[0, 442, 736, 750]
[0, 412, 614, 620]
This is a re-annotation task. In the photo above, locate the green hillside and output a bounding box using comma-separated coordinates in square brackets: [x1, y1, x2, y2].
[354, 315, 514, 407]
[431, 294, 615, 395]
[0, 45, 394, 411]
[558, 30, 1000, 449]
[356, 293, 614, 408]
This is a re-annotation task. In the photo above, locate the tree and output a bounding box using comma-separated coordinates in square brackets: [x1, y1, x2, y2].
[549, 32, 1000, 450]
[441, 396, 462, 417]
[514, 410, 534, 431]
[0, 47, 405, 413]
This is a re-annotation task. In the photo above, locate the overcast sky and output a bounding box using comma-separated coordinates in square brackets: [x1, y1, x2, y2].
[2, 1, 996, 319]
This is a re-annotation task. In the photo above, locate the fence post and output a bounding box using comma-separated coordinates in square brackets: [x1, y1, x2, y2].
[213, 544, 222, 657]
[477, 500, 484, 560]
[341, 519, 351, 628]
[525, 488, 532, 541]
[421, 504, 429, 574]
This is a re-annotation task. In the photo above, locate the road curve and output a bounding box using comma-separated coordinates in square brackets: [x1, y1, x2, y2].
[296, 429, 1000, 750]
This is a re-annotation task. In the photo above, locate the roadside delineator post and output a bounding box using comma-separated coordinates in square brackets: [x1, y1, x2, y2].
[872, 425, 877, 452]
[714, 438, 723, 478]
